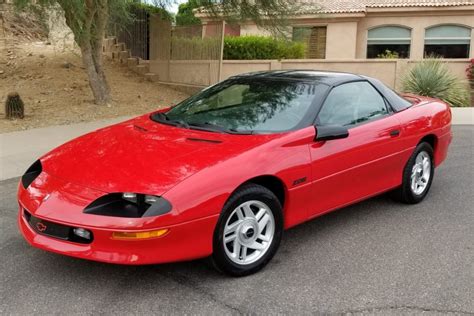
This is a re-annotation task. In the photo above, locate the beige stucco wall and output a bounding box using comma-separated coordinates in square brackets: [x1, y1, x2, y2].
[148, 58, 469, 91]
[223, 60, 398, 87]
[221, 60, 273, 79]
[230, 8, 474, 60]
[326, 22, 358, 59]
[281, 60, 398, 86]
[150, 60, 219, 86]
[240, 24, 272, 36]
[220, 59, 468, 90]
[356, 13, 474, 59]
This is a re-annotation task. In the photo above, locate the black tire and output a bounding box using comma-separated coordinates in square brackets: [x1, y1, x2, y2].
[392, 142, 435, 204]
[211, 184, 283, 277]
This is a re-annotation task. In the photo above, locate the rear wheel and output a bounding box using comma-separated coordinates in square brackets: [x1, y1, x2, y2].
[393, 142, 434, 204]
[211, 184, 283, 276]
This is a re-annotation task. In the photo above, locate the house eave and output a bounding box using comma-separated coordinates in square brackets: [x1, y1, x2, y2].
[366, 5, 474, 13]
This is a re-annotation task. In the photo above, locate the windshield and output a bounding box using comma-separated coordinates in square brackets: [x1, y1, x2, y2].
[152, 78, 322, 134]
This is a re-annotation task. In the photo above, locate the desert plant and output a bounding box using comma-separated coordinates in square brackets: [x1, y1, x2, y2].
[224, 36, 306, 60]
[466, 58, 474, 86]
[401, 58, 470, 107]
[5, 92, 25, 119]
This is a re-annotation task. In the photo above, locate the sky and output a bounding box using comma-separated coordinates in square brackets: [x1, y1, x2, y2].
[144, 0, 188, 13]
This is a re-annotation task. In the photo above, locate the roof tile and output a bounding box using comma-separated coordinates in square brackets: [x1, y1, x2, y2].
[296, 0, 474, 14]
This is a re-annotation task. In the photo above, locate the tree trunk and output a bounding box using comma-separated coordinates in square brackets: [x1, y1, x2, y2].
[89, 0, 110, 105]
[59, 0, 111, 105]
[81, 44, 110, 105]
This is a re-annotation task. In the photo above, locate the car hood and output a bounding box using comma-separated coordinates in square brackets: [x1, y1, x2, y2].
[41, 115, 275, 195]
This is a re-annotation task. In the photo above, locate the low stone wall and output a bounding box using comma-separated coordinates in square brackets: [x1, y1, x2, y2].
[148, 58, 470, 91]
[150, 60, 219, 86]
[451, 107, 474, 125]
[222, 59, 470, 90]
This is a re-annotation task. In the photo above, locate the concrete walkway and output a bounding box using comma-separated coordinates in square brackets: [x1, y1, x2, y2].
[0, 117, 130, 181]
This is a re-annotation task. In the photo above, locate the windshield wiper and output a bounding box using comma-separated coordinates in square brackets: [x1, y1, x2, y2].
[187, 121, 253, 135]
[152, 112, 189, 128]
[152, 114, 253, 134]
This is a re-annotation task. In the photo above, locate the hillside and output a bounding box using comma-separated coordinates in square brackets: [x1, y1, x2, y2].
[0, 4, 188, 133]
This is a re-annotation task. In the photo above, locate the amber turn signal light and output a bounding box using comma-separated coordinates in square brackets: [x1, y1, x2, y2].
[111, 229, 169, 240]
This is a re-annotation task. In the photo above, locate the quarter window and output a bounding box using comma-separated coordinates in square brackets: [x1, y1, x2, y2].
[424, 25, 471, 58]
[318, 82, 389, 127]
[367, 26, 411, 58]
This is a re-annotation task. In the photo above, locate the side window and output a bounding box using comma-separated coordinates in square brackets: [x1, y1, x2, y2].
[317, 81, 389, 127]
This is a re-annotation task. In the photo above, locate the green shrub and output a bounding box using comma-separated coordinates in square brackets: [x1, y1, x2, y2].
[224, 36, 306, 60]
[401, 58, 470, 107]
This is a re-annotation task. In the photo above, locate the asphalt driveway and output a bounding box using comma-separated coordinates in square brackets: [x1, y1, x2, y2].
[0, 126, 472, 315]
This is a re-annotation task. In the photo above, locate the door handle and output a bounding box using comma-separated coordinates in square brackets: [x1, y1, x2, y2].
[390, 129, 400, 137]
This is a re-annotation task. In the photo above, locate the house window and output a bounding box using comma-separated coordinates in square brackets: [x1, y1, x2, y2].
[367, 26, 411, 58]
[424, 25, 471, 58]
[293, 26, 327, 59]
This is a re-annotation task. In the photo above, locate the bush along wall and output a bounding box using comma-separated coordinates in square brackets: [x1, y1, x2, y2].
[224, 36, 306, 60]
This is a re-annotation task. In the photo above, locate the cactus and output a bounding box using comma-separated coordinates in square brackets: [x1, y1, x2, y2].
[5, 92, 25, 119]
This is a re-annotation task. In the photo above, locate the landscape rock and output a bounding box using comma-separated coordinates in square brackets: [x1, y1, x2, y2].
[61, 62, 73, 69]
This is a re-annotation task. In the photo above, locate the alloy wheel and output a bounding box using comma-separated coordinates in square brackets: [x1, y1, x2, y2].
[223, 200, 275, 265]
[410, 151, 431, 195]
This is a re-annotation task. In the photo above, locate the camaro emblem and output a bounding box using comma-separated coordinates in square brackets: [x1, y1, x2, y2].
[36, 222, 47, 232]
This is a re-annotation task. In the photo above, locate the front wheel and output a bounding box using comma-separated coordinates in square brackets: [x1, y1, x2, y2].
[211, 184, 283, 276]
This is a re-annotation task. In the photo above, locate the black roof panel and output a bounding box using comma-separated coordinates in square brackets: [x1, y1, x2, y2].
[231, 70, 363, 85]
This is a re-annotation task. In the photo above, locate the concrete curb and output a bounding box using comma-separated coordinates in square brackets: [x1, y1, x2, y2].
[451, 107, 474, 125]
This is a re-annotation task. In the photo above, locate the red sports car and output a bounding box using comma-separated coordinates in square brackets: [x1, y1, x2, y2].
[18, 71, 452, 276]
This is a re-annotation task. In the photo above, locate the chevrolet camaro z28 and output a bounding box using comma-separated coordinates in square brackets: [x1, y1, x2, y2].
[18, 70, 452, 276]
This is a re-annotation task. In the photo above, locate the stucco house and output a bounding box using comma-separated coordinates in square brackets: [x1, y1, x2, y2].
[197, 0, 474, 60]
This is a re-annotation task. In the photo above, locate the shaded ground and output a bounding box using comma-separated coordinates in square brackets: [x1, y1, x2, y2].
[0, 40, 188, 133]
[0, 126, 472, 315]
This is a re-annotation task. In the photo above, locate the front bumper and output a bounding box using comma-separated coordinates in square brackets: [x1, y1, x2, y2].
[18, 204, 219, 265]
[17, 171, 219, 265]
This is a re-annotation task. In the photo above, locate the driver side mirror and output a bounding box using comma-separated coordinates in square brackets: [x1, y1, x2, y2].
[315, 125, 349, 142]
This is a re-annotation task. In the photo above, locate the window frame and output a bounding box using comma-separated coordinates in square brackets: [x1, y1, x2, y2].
[292, 25, 328, 59]
[366, 25, 412, 59]
[423, 24, 472, 59]
[314, 80, 393, 129]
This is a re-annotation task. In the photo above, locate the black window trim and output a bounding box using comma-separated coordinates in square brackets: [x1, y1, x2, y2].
[313, 79, 394, 129]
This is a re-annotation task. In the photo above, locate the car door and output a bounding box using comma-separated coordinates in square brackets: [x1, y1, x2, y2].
[308, 81, 406, 218]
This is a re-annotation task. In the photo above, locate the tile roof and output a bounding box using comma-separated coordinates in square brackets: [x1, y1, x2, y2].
[296, 0, 474, 14]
